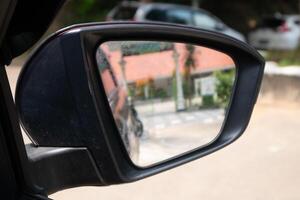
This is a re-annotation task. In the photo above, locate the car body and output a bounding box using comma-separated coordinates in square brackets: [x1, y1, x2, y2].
[248, 15, 300, 50]
[106, 1, 246, 42]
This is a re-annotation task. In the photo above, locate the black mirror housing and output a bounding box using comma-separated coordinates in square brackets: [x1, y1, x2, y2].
[16, 22, 264, 194]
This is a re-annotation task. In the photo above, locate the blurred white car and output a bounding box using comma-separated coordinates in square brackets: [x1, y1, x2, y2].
[249, 15, 300, 50]
[107, 1, 246, 42]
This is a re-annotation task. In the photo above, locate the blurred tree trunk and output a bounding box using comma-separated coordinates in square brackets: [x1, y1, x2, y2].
[192, 0, 206, 8]
[192, 0, 199, 8]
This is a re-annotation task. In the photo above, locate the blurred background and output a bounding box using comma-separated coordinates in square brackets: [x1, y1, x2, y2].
[7, 0, 300, 199]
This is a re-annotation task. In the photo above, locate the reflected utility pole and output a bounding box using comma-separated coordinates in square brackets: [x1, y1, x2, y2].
[173, 47, 186, 111]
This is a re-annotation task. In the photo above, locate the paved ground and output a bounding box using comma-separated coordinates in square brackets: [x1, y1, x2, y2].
[5, 65, 300, 200]
[139, 108, 224, 166]
[137, 103, 224, 131]
[52, 102, 300, 200]
[136, 104, 224, 166]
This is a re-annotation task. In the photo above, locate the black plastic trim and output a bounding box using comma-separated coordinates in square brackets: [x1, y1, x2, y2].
[26, 145, 104, 194]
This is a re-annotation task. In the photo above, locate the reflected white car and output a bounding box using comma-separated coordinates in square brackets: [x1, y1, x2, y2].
[249, 15, 300, 50]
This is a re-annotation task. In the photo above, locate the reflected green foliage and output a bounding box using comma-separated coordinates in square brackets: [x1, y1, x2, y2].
[215, 69, 235, 107]
[202, 95, 215, 108]
[153, 88, 168, 99]
[121, 42, 174, 56]
[131, 81, 169, 100]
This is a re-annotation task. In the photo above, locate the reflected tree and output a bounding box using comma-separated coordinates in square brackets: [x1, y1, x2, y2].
[184, 44, 196, 108]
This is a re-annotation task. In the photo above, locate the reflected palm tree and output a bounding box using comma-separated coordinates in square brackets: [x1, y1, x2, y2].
[184, 44, 196, 108]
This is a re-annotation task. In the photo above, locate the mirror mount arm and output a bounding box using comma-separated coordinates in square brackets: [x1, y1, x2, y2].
[26, 144, 104, 195]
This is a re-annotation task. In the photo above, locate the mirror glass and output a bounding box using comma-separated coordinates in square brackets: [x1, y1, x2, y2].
[96, 41, 236, 166]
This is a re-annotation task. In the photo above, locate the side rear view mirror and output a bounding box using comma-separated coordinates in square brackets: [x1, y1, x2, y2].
[16, 22, 264, 195]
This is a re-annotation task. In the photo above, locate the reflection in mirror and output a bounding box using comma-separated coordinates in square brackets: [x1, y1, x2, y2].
[96, 41, 236, 166]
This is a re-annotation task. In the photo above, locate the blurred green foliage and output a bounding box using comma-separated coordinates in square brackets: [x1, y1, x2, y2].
[58, 0, 193, 26]
[57, 0, 110, 26]
[266, 48, 300, 66]
[57, 0, 300, 34]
